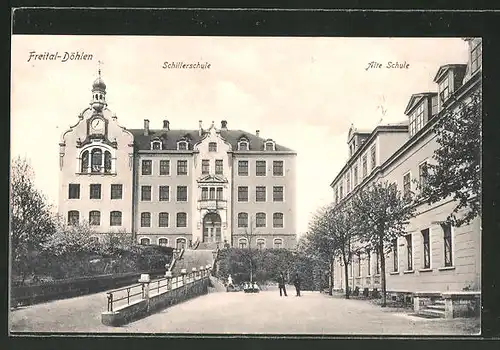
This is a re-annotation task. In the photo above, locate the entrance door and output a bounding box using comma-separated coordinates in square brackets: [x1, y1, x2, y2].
[203, 212, 222, 243]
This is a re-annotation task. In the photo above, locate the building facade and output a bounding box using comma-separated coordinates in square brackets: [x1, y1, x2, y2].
[59, 75, 297, 250]
[330, 38, 481, 293]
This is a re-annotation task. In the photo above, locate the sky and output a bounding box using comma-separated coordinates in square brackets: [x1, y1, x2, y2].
[10, 36, 469, 236]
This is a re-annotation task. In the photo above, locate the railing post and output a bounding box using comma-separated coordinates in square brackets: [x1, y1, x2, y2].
[181, 269, 187, 286]
[107, 293, 113, 312]
[139, 274, 151, 310]
[192, 267, 198, 281]
[200, 266, 205, 278]
[165, 271, 173, 291]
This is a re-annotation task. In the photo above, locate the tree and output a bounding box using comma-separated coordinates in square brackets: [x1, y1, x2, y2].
[10, 156, 56, 284]
[421, 89, 481, 227]
[351, 181, 416, 307]
[241, 215, 258, 283]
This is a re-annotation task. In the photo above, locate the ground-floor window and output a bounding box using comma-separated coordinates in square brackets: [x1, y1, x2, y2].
[140, 237, 150, 245]
[176, 238, 186, 250]
[442, 223, 453, 267]
[421, 228, 431, 269]
[158, 238, 168, 246]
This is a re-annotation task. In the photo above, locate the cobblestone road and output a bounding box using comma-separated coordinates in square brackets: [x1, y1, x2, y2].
[10, 288, 480, 335]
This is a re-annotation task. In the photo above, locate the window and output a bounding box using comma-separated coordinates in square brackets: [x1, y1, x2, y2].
[353, 165, 358, 187]
[403, 173, 411, 198]
[68, 184, 80, 199]
[256, 161, 266, 176]
[406, 234, 413, 271]
[89, 211, 100, 226]
[471, 40, 482, 74]
[367, 250, 371, 276]
[273, 160, 284, 176]
[256, 212, 266, 227]
[215, 160, 223, 175]
[209, 142, 217, 152]
[442, 223, 453, 267]
[111, 184, 122, 199]
[81, 151, 89, 172]
[409, 103, 425, 137]
[375, 251, 380, 274]
[141, 212, 151, 227]
[104, 151, 112, 173]
[362, 155, 368, 178]
[209, 187, 215, 200]
[90, 184, 101, 199]
[67, 210, 79, 225]
[177, 186, 188, 202]
[140, 237, 150, 245]
[151, 141, 162, 150]
[421, 229, 431, 269]
[158, 238, 168, 246]
[273, 239, 283, 249]
[159, 186, 169, 201]
[346, 172, 351, 192]
[335, 188, 339, 204]
[357, 253, 361, 276]
[339, 184, 344, 199]
[216, 187, 223, 200]
[202, 159, 210, 174]
[141, 160, 152, 175]
[238, 186, 248, 202]
[256, 186, 266, 202]
[419, 162, 428, 191]
[238, 161, 248, 176]
[201, 187, 208, 200]
[177, 141, 188, 150]
[392, 239, 399, 272]
[439, 74, 451, 103]
[370, 145, 376, 170]
[159, 212, 169, 227]
[239, 238, 248, 249]
[238, 141, 249, 151]
[159, 160, 170, 175]
[176, 212, 187, 228]
[141, 186, 152, 201]
[273, 212, 284, 228]
[265, 142, 275, 151]
[257, 239, 265, 249]
[177, 160, 187, 175]
[91, 148, 102, 172]
[238, 213, 248, 228]
[176, 238, 186, 250]
[273, 186, 284, 202]
[110, 211, 122, 226]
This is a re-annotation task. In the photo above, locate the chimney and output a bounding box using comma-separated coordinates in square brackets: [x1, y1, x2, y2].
[163, 120, 170, 131]
[256, 129, 260, 138]
[199, 120, 203, 136]
[221, 120, 228, 130]
[144, 119, 150, 136]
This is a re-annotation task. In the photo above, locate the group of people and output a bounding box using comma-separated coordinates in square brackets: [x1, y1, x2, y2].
[277, 271, 301, 297]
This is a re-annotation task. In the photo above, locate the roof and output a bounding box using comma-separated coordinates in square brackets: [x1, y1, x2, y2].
[127, 128, 295, 152]
[403, 92, 437, 115]
[433, 64, 467, 83]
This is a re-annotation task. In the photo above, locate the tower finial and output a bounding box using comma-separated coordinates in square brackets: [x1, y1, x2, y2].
[98, 60, 103, 77]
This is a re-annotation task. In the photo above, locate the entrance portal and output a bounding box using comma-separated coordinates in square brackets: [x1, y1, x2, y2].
[203, 212, 222, 243]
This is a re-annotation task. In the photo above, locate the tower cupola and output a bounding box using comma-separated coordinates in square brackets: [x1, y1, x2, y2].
[91, 62, 107, 111]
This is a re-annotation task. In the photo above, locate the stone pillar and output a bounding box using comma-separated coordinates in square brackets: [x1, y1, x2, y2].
[139, 274, 151, 311]
[200, 266, 205, 278]
[444, 297, 454, 319]
[192, 267, 198, 281]
[181, 268, 187, 286]
[165, 271, 173, 291]
[413, 295, 421, 312]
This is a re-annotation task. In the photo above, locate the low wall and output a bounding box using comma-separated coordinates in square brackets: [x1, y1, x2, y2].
[101, 276, 210, 327]
[11, 269, 165, 308]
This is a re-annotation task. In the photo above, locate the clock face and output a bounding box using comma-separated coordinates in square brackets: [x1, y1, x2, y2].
[91, 118, 104, 133]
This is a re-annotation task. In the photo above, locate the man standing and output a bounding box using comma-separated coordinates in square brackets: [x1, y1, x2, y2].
[293, 272, 301, 297]
[278, 271, 287, 297]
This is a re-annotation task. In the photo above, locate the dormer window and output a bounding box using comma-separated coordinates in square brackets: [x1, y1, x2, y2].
[471, 40, 482, 74]
[238, 139, 249, 151]
[177, 141, 188, 151]
[409, 103, 425, 137]
[209, 142, 217, 152]
[264, 140, 275, 151]
[151, 140, 162, 150]
[439, 74, 451, 103]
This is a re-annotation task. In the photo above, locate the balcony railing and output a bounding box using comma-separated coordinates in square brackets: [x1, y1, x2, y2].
[197, 199, 227, 210]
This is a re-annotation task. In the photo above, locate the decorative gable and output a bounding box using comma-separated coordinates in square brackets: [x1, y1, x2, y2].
[197, 174, 228, 184]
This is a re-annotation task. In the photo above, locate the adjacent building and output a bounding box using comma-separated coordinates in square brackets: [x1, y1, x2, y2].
[58, 73, 297, 250]
[330, 38, 481, 293]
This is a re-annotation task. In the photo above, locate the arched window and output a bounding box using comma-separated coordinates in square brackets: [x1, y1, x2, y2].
[91, 148, 103, 172]
[81, 150, 89, 173]
[273, 238, 283, 249]
[104, 151, 112, 173]
[238, 213, 248, 228]
[68, 210, 79, 225]
[158, 238, 169, 246]
[177, 141, 188, 151]
[140, 237, 151, 245]
[256, 212, 266, 227]
[159, 212, 169, 227]
[110, 211, 122, 226]
[151, 140, 162, 150]
[176, 237, 187, 250]
[89, 210, 101, 226]
[265, 141, 275, 151]
[238, 140, 249, 151]
[239, 238, 248, 249]
[273, 212, 284, 228]
[256, 238, 266, 250]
